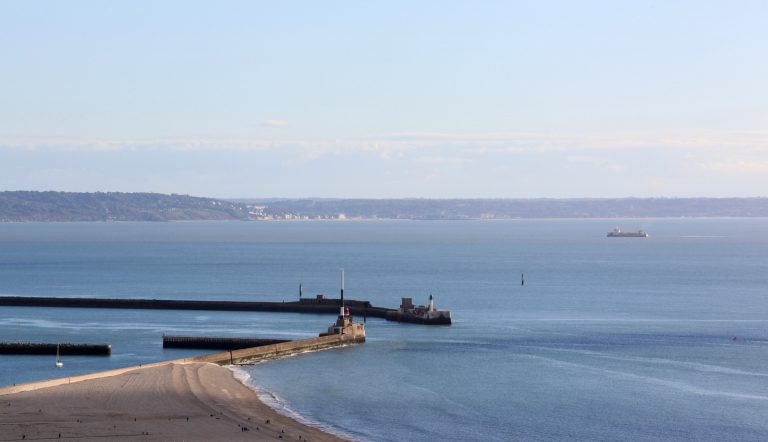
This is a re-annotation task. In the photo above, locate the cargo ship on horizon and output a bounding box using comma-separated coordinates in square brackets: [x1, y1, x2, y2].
[607, 227, 649, 237]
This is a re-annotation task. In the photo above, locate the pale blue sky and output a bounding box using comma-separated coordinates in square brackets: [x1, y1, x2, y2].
[1, 1, 766, 197]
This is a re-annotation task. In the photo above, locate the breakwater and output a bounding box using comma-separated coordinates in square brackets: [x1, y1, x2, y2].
[0, 342, 111, 356]
[193, 332, 365, 365]
[0, 295, 451, 325]
[0, 295, 389, 318]
[0, 296, 384, 318]
[163, 335, 289, 350]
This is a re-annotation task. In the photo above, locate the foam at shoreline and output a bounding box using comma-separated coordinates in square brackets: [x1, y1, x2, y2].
[230, 365, 361, 441]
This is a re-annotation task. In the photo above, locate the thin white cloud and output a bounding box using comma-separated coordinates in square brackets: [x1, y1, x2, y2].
[1, 130, 766, 159]
[567, 155, 625, 173]
[3, 131, 767, 198]
[695, 159, 768, 173]
[261, 119, 289, 127]
[414, 155, 472, 165]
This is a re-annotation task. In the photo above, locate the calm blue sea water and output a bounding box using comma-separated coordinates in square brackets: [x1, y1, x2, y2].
[1, 219, 767, 441]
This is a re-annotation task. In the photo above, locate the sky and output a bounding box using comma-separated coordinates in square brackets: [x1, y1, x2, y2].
[1, 1, 767, 198]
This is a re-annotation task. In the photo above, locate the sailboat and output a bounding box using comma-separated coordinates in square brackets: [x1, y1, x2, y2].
[55, 344, 63, 368]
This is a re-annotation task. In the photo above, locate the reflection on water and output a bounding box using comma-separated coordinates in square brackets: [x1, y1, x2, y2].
[1, 219, 767, 441]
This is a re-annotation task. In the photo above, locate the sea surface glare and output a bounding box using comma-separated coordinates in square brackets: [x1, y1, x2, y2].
[0, 219, 767, 441]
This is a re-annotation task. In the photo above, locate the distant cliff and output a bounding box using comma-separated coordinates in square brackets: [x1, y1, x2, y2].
[2, 192, 768, 222]
[0, 192, 247, 222]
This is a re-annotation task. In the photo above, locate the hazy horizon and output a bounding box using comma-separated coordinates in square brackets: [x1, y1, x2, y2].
[2, 1, 766, 198]
[5, 191, 768, 201]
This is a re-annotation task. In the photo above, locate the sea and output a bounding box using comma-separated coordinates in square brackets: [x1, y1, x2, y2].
[0, 219, 767, 441]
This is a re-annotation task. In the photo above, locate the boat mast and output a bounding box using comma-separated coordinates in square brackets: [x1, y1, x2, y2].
[340, 268, 345, 314]
[55, 343, 63, 368]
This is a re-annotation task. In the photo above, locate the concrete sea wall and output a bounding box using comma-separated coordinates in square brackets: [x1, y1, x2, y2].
[0, 295, 389, 318]
[194, 333, 365, 365]
[0, 295, 451, 325]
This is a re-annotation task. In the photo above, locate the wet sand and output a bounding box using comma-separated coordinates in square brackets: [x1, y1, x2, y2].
[0, 362, 347, 441]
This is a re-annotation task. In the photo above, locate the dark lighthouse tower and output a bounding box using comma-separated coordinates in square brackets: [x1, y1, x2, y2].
[319, 268, 365, 339]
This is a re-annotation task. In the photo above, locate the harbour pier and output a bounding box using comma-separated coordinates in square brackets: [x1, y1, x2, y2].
[0, 295, 378, 315]
[194, 332, 365, 366]
[0, 294, 451, 325]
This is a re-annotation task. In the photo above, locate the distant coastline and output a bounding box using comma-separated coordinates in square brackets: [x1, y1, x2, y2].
[2, 191, 768, 222]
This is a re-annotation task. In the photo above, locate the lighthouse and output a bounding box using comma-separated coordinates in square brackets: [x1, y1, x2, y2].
[340, 268, 345, 316]
[319, 269, 365, 339]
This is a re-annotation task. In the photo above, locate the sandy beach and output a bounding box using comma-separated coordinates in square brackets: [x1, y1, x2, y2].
[0, 362, 347, 441]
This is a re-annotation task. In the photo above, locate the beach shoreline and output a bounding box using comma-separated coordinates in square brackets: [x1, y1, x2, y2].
[0, 361, 348, 441]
